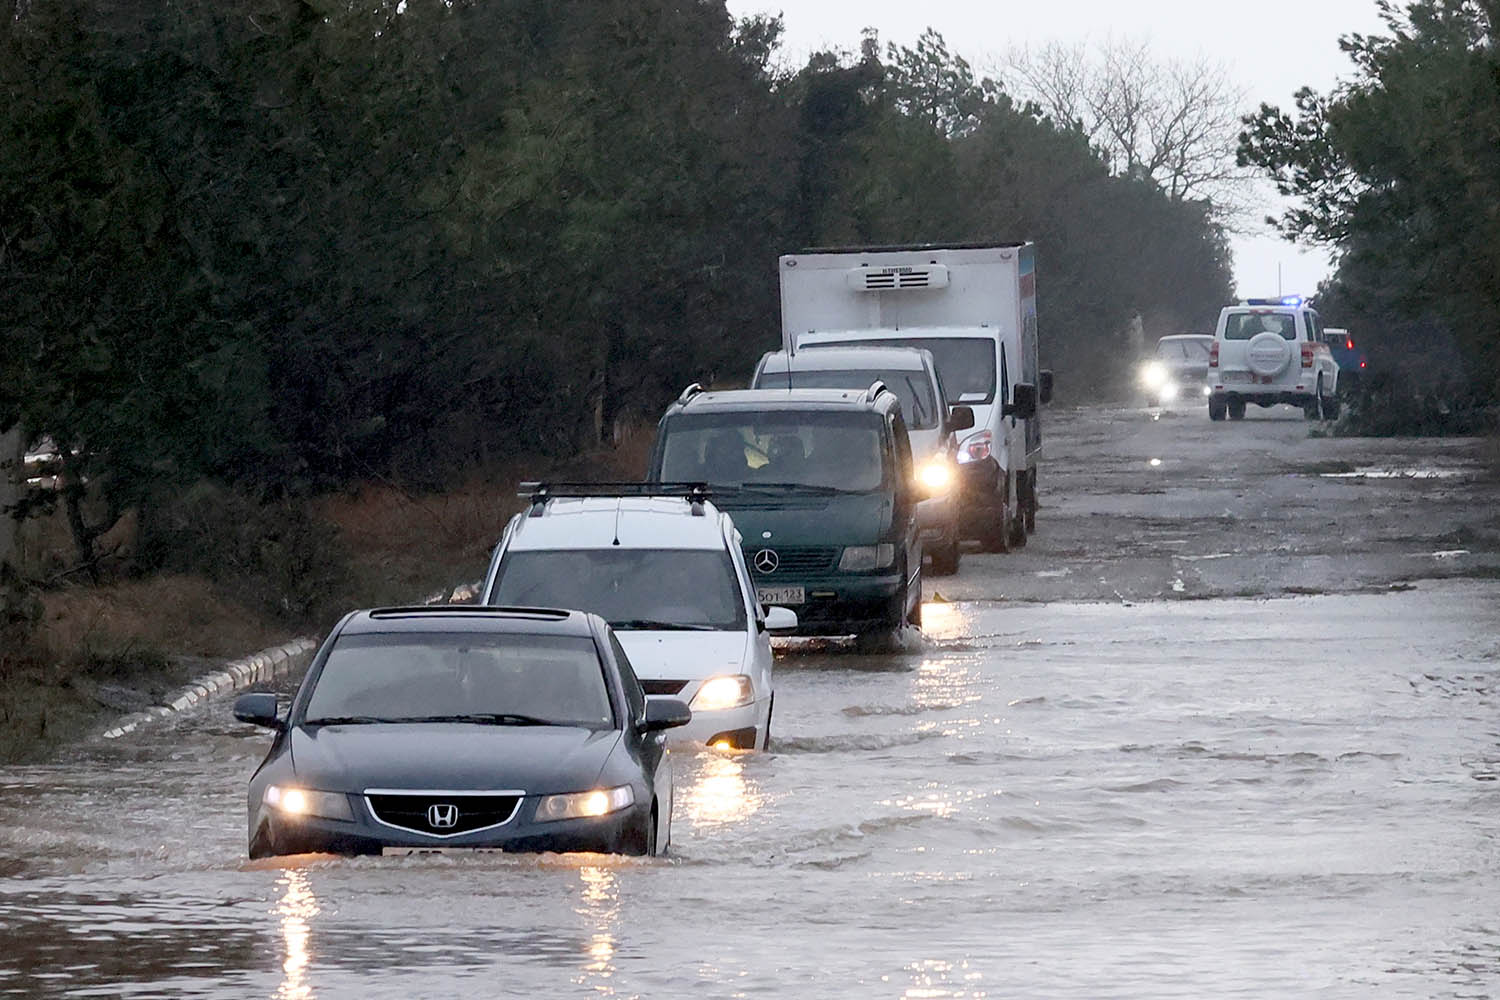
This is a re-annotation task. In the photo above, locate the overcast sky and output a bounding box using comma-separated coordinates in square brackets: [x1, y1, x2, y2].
[726, 0, 1391, 299]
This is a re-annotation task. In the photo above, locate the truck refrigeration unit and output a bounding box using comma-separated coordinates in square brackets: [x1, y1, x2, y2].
[779, 242, 1052, 551]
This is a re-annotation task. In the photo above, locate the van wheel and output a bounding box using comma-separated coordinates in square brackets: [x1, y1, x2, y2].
[928, 537, 960, 576]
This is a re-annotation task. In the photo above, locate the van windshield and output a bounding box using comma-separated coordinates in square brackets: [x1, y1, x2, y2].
[658, 411, 889, 492]
[757, 369, 940, 429]
[491, 549, 747, 631]
[806, 338, 995, 404]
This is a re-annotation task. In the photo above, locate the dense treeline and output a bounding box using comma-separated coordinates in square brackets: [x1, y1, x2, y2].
[1240, 0, 1500, 411]
[2, 0, 1232, 575]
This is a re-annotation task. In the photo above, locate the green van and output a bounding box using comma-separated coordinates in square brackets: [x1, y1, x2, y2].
[646, 383, 923, 642]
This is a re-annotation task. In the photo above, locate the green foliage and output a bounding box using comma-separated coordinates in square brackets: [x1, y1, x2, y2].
[3, 4, 1233, 579]
[1240, 0, 1500, 402]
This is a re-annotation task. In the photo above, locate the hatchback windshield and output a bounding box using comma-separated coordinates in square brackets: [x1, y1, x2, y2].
[1223, 311, 1297, 341]
[659, 411, 889, 491]
[303, 632, 612, 727]
[492, 549, 747, 630]
[758, 369, 940, 429]
[1156, 338, 1213, 361]
[812, 338, 996, 404]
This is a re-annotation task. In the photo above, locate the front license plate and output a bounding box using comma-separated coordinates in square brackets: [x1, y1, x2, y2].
[757, 586, 805, 605]
[382, 847, 506, 857]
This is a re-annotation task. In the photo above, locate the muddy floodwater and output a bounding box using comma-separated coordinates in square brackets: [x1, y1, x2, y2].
[2, 405, 1498, 998]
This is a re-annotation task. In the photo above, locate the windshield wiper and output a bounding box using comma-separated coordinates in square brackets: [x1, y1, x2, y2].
[610, 618, 717, 631]
[399, 713, 559, 726]
[749, 482, 848, 494]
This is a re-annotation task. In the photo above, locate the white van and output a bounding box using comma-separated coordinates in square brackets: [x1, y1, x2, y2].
[779, 243, 1051, 552]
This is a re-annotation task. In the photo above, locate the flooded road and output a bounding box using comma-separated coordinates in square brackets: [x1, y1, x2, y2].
[2, 405, 1499, 998]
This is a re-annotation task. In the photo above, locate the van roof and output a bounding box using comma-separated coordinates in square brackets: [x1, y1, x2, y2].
[670, 387, 900, 415]
[508, 497, 732, 552]
[758, 346, 931, 373]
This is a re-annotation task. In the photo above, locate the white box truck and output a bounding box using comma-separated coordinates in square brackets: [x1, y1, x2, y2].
[779, 242, 1051, 551]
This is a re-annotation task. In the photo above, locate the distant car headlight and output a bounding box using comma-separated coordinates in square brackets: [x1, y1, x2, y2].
[1158, 382, 1180, 401]
[1140, 362, 1168, 389]
[838, 543, 896, 572]
[535, 785, 635, 822]
[1202, 385, 1213, 396]
[264, 784, 354, 822]
[917, 459, 953, 492]
[691, 674, 754, 711]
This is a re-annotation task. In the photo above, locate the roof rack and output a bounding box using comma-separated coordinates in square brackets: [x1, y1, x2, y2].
[677, 382, 704, 404]
[518, 481, 714, 517]
[367, 605, 573, 620]
[866, 379, 890, 403]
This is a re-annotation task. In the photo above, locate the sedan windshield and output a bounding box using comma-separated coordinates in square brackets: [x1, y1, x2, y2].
[658, 410, 889, 492]
[491, 549, 747, 631]
[759, 369, 940, 429]
[303, 632, 612, 728]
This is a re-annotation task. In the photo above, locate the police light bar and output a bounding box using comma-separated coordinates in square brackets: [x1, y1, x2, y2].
[1241, 296, 1307, 307]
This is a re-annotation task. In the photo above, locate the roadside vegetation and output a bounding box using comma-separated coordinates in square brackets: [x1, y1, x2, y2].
[1239, 0, 1500, 432]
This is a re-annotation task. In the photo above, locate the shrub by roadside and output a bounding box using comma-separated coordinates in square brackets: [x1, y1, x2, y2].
[1328, 371, 1496, 438]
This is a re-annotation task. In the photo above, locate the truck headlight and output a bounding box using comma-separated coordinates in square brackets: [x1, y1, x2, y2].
[692, 674, 754, 711]
[838, 543, 896, 572]
[535, 785, 635, 822]
[264, 784, 354, 822]
[955, 430, 992, 464]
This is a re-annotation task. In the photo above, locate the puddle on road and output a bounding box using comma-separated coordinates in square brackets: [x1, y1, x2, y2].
[1319, 466, 1471, 480]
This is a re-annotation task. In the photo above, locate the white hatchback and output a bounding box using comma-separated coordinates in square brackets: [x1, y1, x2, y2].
[479, 487, 796, 750]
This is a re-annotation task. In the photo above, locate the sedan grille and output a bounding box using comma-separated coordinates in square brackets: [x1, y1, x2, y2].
[641, 679, 688, 696]
[366, 792, 522, 836]
[744, 546, 839, 574]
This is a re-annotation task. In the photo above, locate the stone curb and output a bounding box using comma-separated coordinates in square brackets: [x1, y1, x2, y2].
[100, 637, 318, 740]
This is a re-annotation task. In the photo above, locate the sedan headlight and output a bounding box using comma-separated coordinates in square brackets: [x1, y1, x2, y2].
[691, 674, 754, 711]
[1158, 381, 1179, 401]
[1140, 362, 1168, 388]
[264, 784, 355, 822]
[535, 785, 635, 822]
[917, 458, 953, 492]
[838, 543, 896, 572]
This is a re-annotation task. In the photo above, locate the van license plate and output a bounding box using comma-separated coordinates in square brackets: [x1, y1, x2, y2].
[757, 586, 805, 605]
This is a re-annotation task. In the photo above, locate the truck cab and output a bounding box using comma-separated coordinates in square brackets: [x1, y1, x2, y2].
[779, 243, 1051, 552]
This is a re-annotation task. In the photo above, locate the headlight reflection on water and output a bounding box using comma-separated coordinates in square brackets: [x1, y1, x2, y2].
[682, 752, 762, 829]
[574, 865, 619, 992]
[275, 870, 319, 1000]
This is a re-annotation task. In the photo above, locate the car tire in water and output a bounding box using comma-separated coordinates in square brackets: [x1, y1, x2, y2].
[980, 499, 1012, 553]
[624, 808, 657, 857]
[1228, 398, 1247, 421]
[1208, 396, 1227, 421]
[928, 530, 960, 576]
[761, 695, 774, 751]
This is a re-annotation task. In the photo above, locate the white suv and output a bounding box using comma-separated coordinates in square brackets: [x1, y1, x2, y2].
[479, 485, 797, 750]
[1208, 299, 1341, 421]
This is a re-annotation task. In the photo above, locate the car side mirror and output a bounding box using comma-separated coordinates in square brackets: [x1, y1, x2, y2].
[1039, 370, 1054, 405]
[233, 693, 283, 730]
[945, 405, 975, 433]
[641, 698, 692, 733]
[764, 606, 799, 635]
[1003, 382, 1038, 420]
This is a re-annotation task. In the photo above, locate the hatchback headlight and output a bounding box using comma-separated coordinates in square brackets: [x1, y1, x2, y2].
[691, 674, 754, 711]
[838, 543, 896, 572]
[535, 785, 635, 822]
[917, 459, 953, 492]
[264, 784, 354, 822]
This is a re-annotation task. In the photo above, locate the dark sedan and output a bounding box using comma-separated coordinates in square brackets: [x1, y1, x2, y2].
[234, 606, 690, 858]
